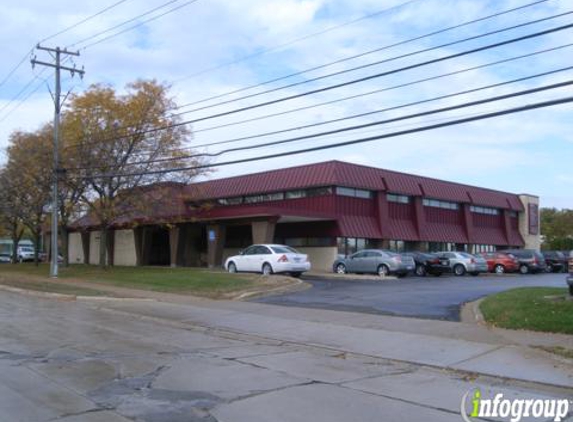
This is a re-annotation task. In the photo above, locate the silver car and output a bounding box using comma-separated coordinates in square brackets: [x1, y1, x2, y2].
[435, 251, 488, 276]
[333, 249, 415, 277]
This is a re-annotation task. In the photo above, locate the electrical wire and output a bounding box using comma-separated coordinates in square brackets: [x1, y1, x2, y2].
[62, 22, 573, 151]
[174, 0, 548, 109]
[67, 95, 573, 179]
[65, 77, 573, 170]
[174, 9, 572, 117]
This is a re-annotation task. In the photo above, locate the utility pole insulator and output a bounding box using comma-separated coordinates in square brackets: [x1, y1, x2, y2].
[31, 45, 85, 278]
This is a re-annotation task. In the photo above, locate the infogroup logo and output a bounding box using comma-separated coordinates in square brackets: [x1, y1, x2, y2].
[461, 389, 570, 422]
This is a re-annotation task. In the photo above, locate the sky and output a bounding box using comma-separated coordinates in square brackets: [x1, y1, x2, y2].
[0, 0, 572, 208]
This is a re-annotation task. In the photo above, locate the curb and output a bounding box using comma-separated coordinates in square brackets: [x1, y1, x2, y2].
[0, 284, 155, 302]
[233, 278, 311, 300]
[305, 272, 398, 281]
[0, 284, 76, 301]
[460, 298, 486, 325]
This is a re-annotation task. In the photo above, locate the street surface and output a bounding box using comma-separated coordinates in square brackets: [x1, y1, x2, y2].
[256, 272, 567, 320]
[1, 290, 572, 421]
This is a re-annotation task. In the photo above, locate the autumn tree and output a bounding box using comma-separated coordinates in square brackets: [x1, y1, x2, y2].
[63, 79, 204, 267]
[0, 170, 26, 263]
[3, 127, 52, 264]
[541, 207, 573, 250]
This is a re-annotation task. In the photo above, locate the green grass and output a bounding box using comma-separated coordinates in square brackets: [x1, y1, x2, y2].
[480, 287, 573, 335]
[0, 263, 256, 296]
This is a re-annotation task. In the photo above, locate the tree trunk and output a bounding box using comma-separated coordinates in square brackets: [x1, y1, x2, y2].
[61, 226, 69, 267]
[33, 231, 41, 267]
[11, 226, 22, 264]
[99, 228, 107, 268]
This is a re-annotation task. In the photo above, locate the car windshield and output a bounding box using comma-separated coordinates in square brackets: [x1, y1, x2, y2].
[458, 252, 474, 258]
[20, 247, 33, 252]
[271, 246, 299, 254]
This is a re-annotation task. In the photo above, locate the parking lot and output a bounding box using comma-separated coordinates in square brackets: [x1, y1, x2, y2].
[255, 272, 567, 321]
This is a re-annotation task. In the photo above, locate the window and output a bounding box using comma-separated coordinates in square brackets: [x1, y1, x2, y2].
[218, 197, 243, 205]
[509, 210, 518, 218]
[270, 246, 298, 254]
[254, 246, 272, 255]
[286, 190, 306, 199]
[244, 192, 285, 203]
[470, 205, 499, 215]
[387, 193, 410, 204]
[388, 240, 405, 252]
[423, 198, 459, 210]
[335, 187, 372, 199]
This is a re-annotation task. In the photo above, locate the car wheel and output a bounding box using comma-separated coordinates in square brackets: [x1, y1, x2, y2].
[290, 272, 302, 278]
[335, 263, 346, 274]
[453, 264, 466, 276]
[262, 263, 273, 276]
[494, 264, 505, 274]
[519, 264, 529, 275]
[415, 265, 426, 277]
[377, 264, 390, 277]
[227, 262, 237, 273]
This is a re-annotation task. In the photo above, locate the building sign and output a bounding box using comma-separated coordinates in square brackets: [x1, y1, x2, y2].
[528, 203, 539, 235]
[208, 229, 216, 242]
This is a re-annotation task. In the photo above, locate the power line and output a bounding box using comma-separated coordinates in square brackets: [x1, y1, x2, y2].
[65, 77, 573, 171]
[190, 41, 573, 137]
[69, 0, 199, 50]
[175, 0, 548, 109]
[63, 22, 573, 150]
[68, 95, 573, 179]
[174, 8, 572, 117]
[172, 0, 425, 83]
[39, 0, 132, 44]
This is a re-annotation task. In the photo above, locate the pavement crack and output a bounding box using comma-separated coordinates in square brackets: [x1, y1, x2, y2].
[448, 345, 505, 366]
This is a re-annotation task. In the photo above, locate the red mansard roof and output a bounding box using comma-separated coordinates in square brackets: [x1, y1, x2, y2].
[186, 160, 525, 211]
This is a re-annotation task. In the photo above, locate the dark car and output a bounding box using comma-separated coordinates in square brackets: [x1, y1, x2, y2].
[566, 251, 573, 295]
[498, 249, 547, 274]
[542, 251, 568, 273]
[401, 252, 451, 277]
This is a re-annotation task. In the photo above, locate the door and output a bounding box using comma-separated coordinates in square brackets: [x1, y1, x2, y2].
[237, 245, 258, 271]
[346, 251, 367, 273]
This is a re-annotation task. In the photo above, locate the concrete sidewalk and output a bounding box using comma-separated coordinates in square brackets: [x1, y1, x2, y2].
[94, 295, 573, 389]
[1, 290, 572, 422]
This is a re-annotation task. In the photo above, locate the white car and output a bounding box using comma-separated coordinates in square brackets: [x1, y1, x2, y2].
[17, 246, 35, 262]
[224, 244, 311, 277]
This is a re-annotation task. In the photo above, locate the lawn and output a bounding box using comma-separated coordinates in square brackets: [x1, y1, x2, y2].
[480, 287, 573, 335]
[0, 263, 261, 297]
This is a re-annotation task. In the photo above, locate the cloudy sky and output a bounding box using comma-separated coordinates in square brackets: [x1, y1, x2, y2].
[0, 0, 572, 208]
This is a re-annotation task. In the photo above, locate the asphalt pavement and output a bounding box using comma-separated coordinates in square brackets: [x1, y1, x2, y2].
[255, 272, 567, 321]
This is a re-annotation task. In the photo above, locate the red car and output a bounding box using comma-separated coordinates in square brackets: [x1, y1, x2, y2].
[480, 252, 519, 274]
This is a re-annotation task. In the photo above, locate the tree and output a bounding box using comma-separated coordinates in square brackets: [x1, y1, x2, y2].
[540, 207, 573, 250]
[0, 170, 27, 263]
[62, 79, 204, 267]
[3, 127, 52, 264]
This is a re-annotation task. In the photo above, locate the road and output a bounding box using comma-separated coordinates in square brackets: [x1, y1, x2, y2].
[1, 290, 572, 421]
[255, 272, 567, 320]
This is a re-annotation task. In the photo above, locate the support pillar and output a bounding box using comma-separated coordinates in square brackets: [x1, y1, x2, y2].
[81, 232, 90, 264]
[251, 219, 277, 244]
[106, 230, 115, 266]
[169, 226, 180, 267]
[133, 227, 144, 266]
[207, 224, 226, 268]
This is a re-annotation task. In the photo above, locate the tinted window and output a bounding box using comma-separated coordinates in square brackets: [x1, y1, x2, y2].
[255, 246, 272, 255]
[271, 246, 299, 254]
[243, 246, 258, 255]
[365, 251, 381, 258]
[352, 252, 367, 259]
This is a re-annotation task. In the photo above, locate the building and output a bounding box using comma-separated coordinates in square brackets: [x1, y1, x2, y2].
[67, 160, 540, 271]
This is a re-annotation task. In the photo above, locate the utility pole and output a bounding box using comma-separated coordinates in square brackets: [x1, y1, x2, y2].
[31, 45, 84, 278]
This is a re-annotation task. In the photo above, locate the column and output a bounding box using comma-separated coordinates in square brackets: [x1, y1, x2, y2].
[207, 224, 226, 268]
[251, 219, 277, 244]
[81, 232, 90, 264]
[169, 226, 180, 267]
[106, 230, 115, 266]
